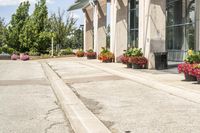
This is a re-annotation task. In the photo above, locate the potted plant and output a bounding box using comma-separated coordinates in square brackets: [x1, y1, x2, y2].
[192, 64, 200, 84]
[76, 49, 85, 57]
[20, 52, 30, 61]
[120, 55, 129, 64]
[178, 63, 197, 81]
[11, 52, 19, 60]
[123, 48, 147, 69]
[178, 50, 200, 81]
[99, 47, 114, 63]
[122, 49, 134, 68]
[130, 56, 148, 69]
[86, 49, 96, 59]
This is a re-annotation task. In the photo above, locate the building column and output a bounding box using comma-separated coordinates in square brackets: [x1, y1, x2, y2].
[196, 0, 200, 51]
[110, 0, 116, 54]
[113, 0, 128, 62]
[139, 0, 166, 69]
[93, 0, 107, 54]
[83, 7, 94, 51]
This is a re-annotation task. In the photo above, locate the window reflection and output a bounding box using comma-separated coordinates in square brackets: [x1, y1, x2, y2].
[129, 0, 139, 48]
[166, 0, 195, 61]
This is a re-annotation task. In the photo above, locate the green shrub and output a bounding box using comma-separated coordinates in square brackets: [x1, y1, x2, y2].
[0, 47, 2, 54]
[1, 45, 14, 54]
[29, 48, 40, 56]
[59, 48, 74, 56]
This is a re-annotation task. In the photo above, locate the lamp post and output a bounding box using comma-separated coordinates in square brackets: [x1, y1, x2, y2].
[79, 24, 84, 50]
[51, 32, 54, 57]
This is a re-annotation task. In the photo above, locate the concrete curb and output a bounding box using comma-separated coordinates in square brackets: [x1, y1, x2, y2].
[80, 61, 200, 104]
[41, 62, 111, 133]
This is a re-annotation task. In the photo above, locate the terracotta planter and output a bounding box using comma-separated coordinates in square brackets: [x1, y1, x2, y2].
[132, 63, 143, 69]
[184, 73, 197, 81]
[127, 63, 132, 68]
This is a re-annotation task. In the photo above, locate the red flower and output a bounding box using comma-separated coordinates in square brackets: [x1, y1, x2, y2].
[130, 56, 148, 66]
[120, 55, 129, 64]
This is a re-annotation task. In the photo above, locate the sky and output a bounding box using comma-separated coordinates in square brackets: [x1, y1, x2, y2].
[0, 0, 84, 26]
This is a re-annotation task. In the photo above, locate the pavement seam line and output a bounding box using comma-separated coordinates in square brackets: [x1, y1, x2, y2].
[41, 62, 111, 133]
[79, 61, 200, 104]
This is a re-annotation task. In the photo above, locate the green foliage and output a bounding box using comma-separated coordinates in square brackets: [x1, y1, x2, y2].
[87, 49, 94, 53]
[184, 50, 200, 64]
[124, 48, 143, 57]
[50, 9, 77, 48]
[100, 47, 110, 54]
[8, 1, 30, 52]
[106, 25, 110, 49]
[19, 17, 37, 52]
[29, 48, 40, 56]
[59, 48, 74, 56]
[1, 45, 14, 54]
[0, 0, 78, 55]
[0, 18, 7, 47]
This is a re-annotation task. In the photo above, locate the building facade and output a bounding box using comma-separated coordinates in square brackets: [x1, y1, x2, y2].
[69, 0, 200, 69]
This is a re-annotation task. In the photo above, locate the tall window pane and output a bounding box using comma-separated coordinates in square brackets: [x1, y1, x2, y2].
[166, 0, 195, 61]
[129, 0, 139, 48]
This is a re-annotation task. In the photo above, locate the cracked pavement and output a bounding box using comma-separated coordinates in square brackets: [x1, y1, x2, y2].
[0, 61, 73, 133]
[48, 59, 200, 133]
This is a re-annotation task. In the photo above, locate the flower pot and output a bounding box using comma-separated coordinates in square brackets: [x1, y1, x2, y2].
[132, 63, 142, 69]
[127, 63, 132, 68]
[184, 73, 197, 81]
[102, 59, 113, 63]
[197, 78, 200, 84]
[87, 55, 96, 59]
[11, 54, 19, 60]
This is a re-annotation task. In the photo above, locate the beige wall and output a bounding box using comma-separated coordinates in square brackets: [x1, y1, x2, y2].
[139, 0, 166, 69]
[111, 0, 128, 62]
[93, 0, 107, 54]
[83, 6, 94, 51]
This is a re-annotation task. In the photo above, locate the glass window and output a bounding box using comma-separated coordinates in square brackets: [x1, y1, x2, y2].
[166, 0, 196, 61]
[128, 0, 139, 48]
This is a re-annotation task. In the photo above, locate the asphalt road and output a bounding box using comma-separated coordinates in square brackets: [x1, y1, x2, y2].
[0, 61, 73, 133]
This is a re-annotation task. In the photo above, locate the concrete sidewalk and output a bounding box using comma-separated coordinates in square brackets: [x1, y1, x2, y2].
[48, 58, 200, 133]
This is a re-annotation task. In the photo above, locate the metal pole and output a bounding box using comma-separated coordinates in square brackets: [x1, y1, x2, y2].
[51, 36, 54, 57]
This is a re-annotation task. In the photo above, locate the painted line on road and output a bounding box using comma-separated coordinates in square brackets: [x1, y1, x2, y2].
[41, 62, 111, 133]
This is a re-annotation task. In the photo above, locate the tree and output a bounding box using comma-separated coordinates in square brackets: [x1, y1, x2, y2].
[106, 24, 110, 49]
[32, 0, 51, 53]
[49, 9, 77, 49]
[19, 17, 37, 52]
[0, 17, 7, 47]
[7, 1, 30, 52]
